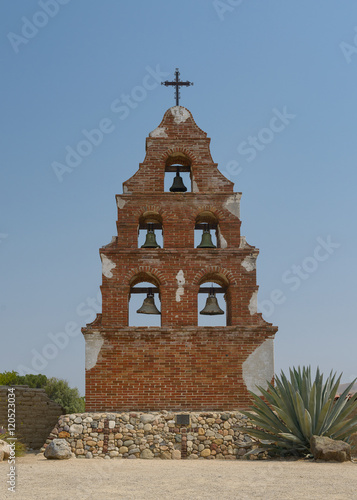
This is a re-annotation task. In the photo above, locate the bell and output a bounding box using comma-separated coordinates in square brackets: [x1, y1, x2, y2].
[197, 224, 216, 248]
[141, 224, 160, 248]
[136, 290, 161, 315]
[200, 288, 224, 315]
[170, 168, 187, 192]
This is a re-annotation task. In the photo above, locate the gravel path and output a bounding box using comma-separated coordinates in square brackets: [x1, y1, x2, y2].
[1, 453, 357, 500]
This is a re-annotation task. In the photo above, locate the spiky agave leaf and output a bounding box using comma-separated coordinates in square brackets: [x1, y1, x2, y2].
[323, 382, 357, 433]
[258, 386, 305, 440]
[332, 415, 357, 441]
[245, 392, 291, 434]
[239, 366, 357, 456]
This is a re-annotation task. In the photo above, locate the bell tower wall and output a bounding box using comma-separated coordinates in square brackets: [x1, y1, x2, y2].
[82, 106, 278, 411]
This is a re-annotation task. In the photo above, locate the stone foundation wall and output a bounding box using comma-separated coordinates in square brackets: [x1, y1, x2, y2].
[0, 386, 64, 449]
[44, 411, 263, 460]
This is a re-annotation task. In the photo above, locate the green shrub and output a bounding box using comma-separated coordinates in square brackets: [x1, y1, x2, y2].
[0, 372, 84, 414]
[0, 371, 48, 388]
[44, 378, 85, 414]
[19, 373, 48, 388]
[0, 371, 22, 386]
[240, 366, 357, 456]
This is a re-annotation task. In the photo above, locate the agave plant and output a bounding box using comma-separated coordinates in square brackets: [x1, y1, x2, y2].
[239, 366, 357, 455]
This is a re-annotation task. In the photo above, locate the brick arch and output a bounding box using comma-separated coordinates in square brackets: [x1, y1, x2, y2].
[160, 148, 198, 166]
[125, 267, 167, 288]
[189, 206, 227, 224]
[132, 205, 173, 220]
[132, 206, 176, 235]
[193, 267, 237, 287]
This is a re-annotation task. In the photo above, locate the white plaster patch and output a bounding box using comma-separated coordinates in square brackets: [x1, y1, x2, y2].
[149, 126, 168, 138]
[241, 255, 257, 272]
[248, 290, 258, 315]
[192, 180, 199, 193]
[242, 339, 274, 395]
[217, 226, 227, 249]
[175, 269, 185, 302]
[116, 196, 126, 209]
[171, 106, 190, 124]
[101, 254, 116, 278]
[85, 331, 104, 370]
[223, 194, 242, 219]
[123, 185, 130, 194]
[239, 236, 248, 248]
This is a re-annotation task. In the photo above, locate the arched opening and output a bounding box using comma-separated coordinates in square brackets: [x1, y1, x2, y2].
[195, 211, 219, 248]
[129, 273, 161, 327]
[197, 273, 229, 327]
[164, 153, 191, 192]
[138, 212, 163, 248]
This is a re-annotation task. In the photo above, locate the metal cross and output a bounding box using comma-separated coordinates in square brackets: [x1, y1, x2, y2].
[161, 68, 193, 106]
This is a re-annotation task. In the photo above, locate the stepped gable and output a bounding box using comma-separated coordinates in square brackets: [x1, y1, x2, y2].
[123, 106, 234, 194]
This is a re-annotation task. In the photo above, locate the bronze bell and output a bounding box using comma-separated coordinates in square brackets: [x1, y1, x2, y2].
[136, 289, 161, 315]
[141, 223, 161, 248]
[200, 288, 224, 315]
[197, 224, 216, 248]
[170, 168, 187, 192]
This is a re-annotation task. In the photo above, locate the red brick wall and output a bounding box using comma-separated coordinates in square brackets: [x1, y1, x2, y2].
[84, 325, 276, 412]
[115, 194, 242, 249]
[100, 247, 260, 327]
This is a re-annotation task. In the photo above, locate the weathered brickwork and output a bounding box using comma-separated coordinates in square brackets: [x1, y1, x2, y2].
[84, 325, 276, 411]
[82, 106, 278, 411]
[0, 386, 64, 449]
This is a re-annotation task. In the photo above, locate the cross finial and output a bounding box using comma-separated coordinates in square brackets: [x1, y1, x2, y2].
[161, 68, 194, 106]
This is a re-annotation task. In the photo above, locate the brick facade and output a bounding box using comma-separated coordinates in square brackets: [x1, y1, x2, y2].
[82, 106, 278, 411]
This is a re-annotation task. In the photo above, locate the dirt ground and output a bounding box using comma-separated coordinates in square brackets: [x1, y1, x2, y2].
[1, 452, 357, 500]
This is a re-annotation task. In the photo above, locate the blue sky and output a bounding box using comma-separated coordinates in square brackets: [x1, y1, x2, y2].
[1, 1, 357, 395]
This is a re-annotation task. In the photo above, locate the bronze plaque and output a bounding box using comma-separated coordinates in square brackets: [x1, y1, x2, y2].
[176, 414, 190, 426]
